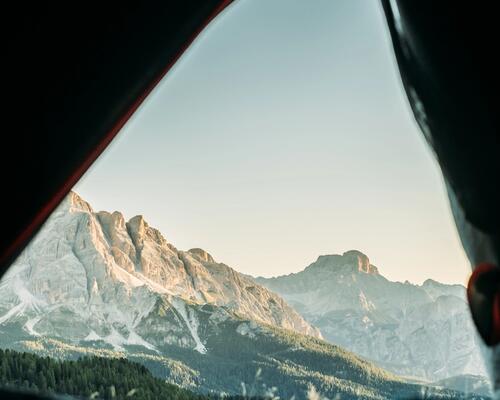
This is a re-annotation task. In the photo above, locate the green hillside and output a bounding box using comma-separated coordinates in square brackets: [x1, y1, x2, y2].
[0, 348, 206, 400]
[1, 318, 488, 400]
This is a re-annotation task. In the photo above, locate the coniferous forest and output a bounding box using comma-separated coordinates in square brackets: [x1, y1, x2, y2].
[0, 348, 212, 400]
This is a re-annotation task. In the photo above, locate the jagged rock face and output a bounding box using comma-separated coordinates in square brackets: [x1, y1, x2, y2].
[342, 250, 379, 274]
[256, 252, 487, 381]
[0, 192, 319, 355]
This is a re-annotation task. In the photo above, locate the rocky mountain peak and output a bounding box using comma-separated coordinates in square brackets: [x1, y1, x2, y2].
[97, 210, 126, 230]
[311, 250, 378, 275]
[127, 214, 147, 238]
[342, 250, 379, 274]
[66, 190, 94, 214]
[125, 215, 168, 250]
[188, 248, 215, 264]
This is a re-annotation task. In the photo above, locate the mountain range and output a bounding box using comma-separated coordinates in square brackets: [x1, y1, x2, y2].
[0, 192, 490, 399]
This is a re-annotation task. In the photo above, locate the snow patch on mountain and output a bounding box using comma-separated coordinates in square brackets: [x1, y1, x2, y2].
[171, 298, 206, 354]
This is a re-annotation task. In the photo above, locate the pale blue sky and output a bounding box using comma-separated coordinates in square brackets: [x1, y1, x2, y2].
[76, 0, 470, 284]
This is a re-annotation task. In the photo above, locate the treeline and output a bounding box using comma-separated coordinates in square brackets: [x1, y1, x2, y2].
[0, 348, 246, 400]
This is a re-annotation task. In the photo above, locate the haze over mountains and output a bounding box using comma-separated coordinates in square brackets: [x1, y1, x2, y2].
[0, 192, 490, 399]
[256, 251, 486, 381]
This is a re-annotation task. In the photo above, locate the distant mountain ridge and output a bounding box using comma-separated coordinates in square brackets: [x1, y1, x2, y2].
[255, 251, 487, 382]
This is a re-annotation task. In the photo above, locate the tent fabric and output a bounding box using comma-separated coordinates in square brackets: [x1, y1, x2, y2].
[1, 1, 233, 272]
[381, 0, 500, 350]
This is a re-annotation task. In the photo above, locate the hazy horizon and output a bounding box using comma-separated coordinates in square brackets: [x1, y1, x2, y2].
[75, 0, 470, 285]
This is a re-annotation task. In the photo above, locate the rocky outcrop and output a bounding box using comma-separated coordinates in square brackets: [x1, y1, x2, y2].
[305, 251, 379, 275]
[342, 250, 379, 274]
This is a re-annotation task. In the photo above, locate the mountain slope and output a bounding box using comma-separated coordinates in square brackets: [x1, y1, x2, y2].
[1, 323, 483, 400]
[256, 251, 487, 381]
[0, 191, 318, 354]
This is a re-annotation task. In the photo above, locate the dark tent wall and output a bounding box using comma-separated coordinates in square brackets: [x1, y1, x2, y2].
[2, 1, 232, 272]
[381, 1, 499, 392]
[380, 1, 500, 252]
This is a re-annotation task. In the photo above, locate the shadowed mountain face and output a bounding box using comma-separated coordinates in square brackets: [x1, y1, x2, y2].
[0, 193, 490, 399]
[256, 252, 487, 381]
